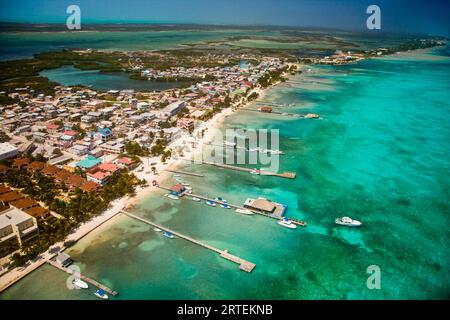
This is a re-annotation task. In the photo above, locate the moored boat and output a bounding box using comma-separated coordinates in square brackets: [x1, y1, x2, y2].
[335, 217, 362, 227]
[191, 197, 201, 202]
[153, 227, 162, 232]
[220, 203, 231, 209]
[94, 289, 109, 299]
[277, 217, 297, 229]
[167, 194, 179, 200]
[73, 278, 89, 289]
[235, 208, 255, 215]
[163, 231, 175, 239]
[206, 200, 217, 207]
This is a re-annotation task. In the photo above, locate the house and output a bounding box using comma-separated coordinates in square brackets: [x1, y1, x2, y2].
[114, 157, 138, 170]
[24, 206, 50, 220]
[27, 161, 45, 173]
[70, 144, 89, 156]
[46, 123, 60, 133]
[97, 127, 113, 142]
[11, 158, 30, 170]
[177, 118, 195, 130]
[0, 143, 18, 160]
[87, 170, 111, 185]
[56, 252, 73, 267]
[80, 181, 101, 193]
[9, 198, 40, 211]
[65, 174, 86, 190]
[99, 140, 125, 154]
[96, 162, 119, 174]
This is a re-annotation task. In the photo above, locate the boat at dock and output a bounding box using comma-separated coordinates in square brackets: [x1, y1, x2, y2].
[214, 197, 227, 203]
[94, 289, 109, 300]
[206, 200, 217, 207]
[277, 217, 297, 229]
[220, 203, 231, 209]
[153, 227, 162, 232]
[235, 208, 255, 215]
[250, 169, 260, 175]
[163, 231, 175, 239]
[73, 278, 89, 289]
[166, 194, 179, 200]
[191, 197, 201, 202]
[335, 217, 362, 227]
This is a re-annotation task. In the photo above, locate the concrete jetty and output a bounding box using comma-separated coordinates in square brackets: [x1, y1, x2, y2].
[121, 211, 256, 273]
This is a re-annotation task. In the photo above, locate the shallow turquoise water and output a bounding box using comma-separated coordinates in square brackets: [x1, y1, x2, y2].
[1, 47, 449, 300]
[40, 65, 188, 91]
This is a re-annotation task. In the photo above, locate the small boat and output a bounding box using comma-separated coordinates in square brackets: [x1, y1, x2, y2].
[277, 217, 297, 229]
[167, 194, 179, 200]
[250, 169, 260, 175]
[235, 208, 254, 215]
[163, 231, 175, 239]
[191, 197, 201, 202]
[214, 197, 227, 203]
[94, 289, 109, 300]
[172, 174, 181, 178]
[73, 278, 88, 289]
[220, 203, 231, 209]
[206, 200, 217, 207]
[335, 217, 362, 227]
[153, 228, 162, 232]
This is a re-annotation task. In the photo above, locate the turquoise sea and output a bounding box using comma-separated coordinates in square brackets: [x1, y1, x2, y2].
[1, 45, 449, 299]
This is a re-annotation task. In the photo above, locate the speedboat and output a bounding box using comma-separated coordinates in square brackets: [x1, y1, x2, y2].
[191, 197, 201, 202]
[277, 217, 297, 229]
[94, 289, 109, 300]
[167, 194, 179, 200]
[220, 203, 231, 209]
[153, 228, 162, 232]
[163, 231, 175, 239]
[73, 278, 88, 289]
[206, 200, 217, 207]
[335, 217, 362, 227]
[235, 208, 254, 215]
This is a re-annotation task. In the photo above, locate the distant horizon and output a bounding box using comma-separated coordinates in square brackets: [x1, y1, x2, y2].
[0, 20, 447, 39]
[0, 0, 449, 37]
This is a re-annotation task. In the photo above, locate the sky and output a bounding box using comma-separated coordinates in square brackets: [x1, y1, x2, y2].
[0, 0, 449, 36]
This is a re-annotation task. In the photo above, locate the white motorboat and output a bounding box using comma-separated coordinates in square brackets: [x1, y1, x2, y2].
[277, 217, 297, 229]
[335, 217, 362, 227]
[167, 194, 179, 200]
[235, 208, 254, 215]
[191, 197, 201, 202]
[73, 278, 89, 289]
[153, 228, 162, 232]
[206, 200, 217, 207]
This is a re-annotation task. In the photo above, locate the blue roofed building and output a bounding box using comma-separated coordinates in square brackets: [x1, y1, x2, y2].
[75, 155, 102, 170]
[98, 127, 113, 142]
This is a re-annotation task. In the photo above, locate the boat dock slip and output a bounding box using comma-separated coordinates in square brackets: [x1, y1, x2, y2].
[121, 211, 256, 273]
[46, 259, 118, 296]
[165, 169, 204, 177]
[202, 161, 296, 179]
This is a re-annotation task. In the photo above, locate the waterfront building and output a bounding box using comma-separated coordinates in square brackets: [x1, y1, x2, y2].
[0, 207, 39, 258]
[0, 143, 18, 160]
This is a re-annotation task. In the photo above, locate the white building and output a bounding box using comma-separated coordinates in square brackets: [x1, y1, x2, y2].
[0, 142, 18, 160]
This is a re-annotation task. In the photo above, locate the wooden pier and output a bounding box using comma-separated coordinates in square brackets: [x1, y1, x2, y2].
[47, 259, 118, 296]
[121, 211, 256, 273]
[203, 161, 296, 179]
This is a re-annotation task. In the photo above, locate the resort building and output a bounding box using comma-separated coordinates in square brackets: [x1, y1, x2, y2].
[243, 197, 288, 217]
[75, 155, 102, 170]
[0, 207, 39, 258]
[0, 143, 18, 160]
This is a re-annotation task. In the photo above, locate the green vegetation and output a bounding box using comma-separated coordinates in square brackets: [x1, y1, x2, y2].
[125, 141, 149, 157]
[0, 130, 11, 142]
[2, 167, 142, 267]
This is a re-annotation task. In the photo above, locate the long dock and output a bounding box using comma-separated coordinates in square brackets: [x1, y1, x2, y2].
[241, 108, 319, 119]
[205, 142, 285, 155]
[121, 211, 256, 273]
[46, 259, 118, 296]
[165, 169, 204, 177]
[203, 161, 296, 179]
